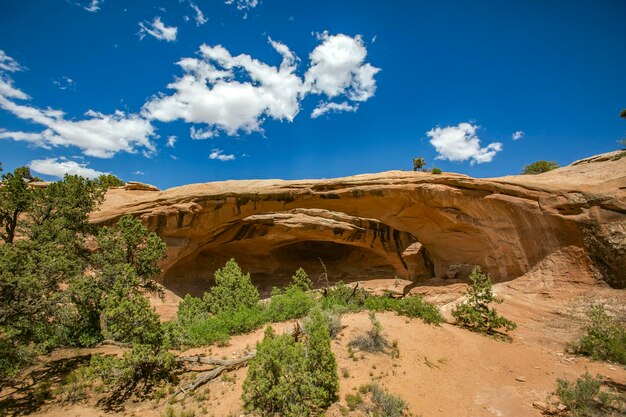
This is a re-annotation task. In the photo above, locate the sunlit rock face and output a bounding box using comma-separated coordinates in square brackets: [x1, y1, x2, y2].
[92, 152, 626, 297]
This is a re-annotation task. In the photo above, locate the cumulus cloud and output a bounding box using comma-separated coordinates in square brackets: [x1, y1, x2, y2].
[1, 34, 379, 158]
[138, 17, 177, 42]
[512, 130, 524, 140]
[0, 98, 155, 158]
[143, 37, 303, 136]
[190, 126, 214, 139]
[304, 31, 380, 102]
[311, 101, 358, 118]
[427, 122, 503, 165]
[30, 157, 106, 179]
[209, 148, 235, 161]
[0, 52, 156, 158]
[189, 1, 208, 25]
[143, 32, 379, 137]
[166, 135, 177, 147]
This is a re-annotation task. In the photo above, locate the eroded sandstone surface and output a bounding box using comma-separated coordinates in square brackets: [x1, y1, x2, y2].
[92, 151, 626, 296]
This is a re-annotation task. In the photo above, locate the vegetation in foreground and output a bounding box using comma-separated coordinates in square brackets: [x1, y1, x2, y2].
[345, 384, 413, 417]
[451, 266, 517, 340]
[567, 305, 626, 365]
[242, 308, 339, 417]
[0, 164, 442, 416]
[548, 371, 626, 417]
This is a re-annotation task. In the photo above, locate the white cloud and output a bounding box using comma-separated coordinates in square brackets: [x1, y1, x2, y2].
[189, 1, 208, 26]
[225, 0, 260, 19]
[225, 0, 259, 10]
[138, 17, 177, 42]
[311, 101, 358, 118]
[190, 126, 214, 139]
[304, 31, 380, 102]
[166, 135, 177, 147]
[512, 130, 524, 140]
[82, 0, 101, 12]
[0, 129, 47, 146]
[0, 50, 24, 72]
[0, 77, 29, 99]
[209, 148, 235, 161]
[143, 32, 379, 137]
[143, 37, 303, 136]
[30, 157, 106, 179]
[427, 122, 503, 165]
[133, 170, 145, 175]
[0, 96, 155, 158]
[52, 76, 75, 91]
[1, 34, 379, 159]
[0, 51, 156, 158]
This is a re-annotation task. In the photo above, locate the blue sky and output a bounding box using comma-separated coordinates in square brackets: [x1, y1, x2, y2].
[1, 0, 625, 189]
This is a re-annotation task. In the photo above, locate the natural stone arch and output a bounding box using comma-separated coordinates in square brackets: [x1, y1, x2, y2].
[162, 208, 434, 297]
[91, 164, 625, 294]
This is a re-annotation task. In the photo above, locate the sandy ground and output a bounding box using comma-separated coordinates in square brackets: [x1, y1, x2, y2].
[2, 278, 624, 417]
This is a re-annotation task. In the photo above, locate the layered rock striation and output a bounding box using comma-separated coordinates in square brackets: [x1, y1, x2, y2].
[92, 152, 626, 296]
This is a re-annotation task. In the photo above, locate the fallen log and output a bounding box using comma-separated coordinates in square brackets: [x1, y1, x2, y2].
[170, 352, 256, 401]
[170, 322, 304, 401]
[97, 339, 130, 348]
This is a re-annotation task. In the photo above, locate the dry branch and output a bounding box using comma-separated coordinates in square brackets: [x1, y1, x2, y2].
[97, 339, 131, 348]
[170, 352, 256, 401]
[170, 322, 304, 401]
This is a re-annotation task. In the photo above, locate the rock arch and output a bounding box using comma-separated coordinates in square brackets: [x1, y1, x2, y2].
[91, 164, 626, 295]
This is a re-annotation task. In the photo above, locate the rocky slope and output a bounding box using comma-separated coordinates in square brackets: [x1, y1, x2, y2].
[92, 151, 626, 296]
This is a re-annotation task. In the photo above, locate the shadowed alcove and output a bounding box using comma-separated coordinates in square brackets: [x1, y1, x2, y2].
[162, 208, 435, 297]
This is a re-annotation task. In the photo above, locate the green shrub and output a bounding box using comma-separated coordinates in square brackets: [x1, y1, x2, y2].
[521, 160, 559, 175]
[358, 384, 411, 417]
[412, 157, 426, 171]
[567, 305, 626, 364]
[365, 295, 444, 325]
[431, 167, 442, 174]
[397, 295, 443, 324]
[265, 286, 315, 322]
[320, 281, 366, 311]
[451, 266, 516, 339]
[291, 267, 313, 291]
[349, 312, 390, 353]
[555, 371, 625, 417]
[90, 343, 176, 392]
[165, 288, 313, 349]
[242, 309, 338, 417]
[203, 259, 259, 314]
[95, 174, 124, 189]
[176, 294, 210, 327]
[303, 308, 340, 408]
[101, 267, 164, 347]
[164, 314, 230, 348]
[346, 392, 364, 410]
[217, 305, 267, 335]
[320, 306, 344, 339]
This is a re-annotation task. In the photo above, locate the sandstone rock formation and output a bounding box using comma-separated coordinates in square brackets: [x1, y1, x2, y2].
[124, 181, 160, 191]
[92, 152, 626, 296]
